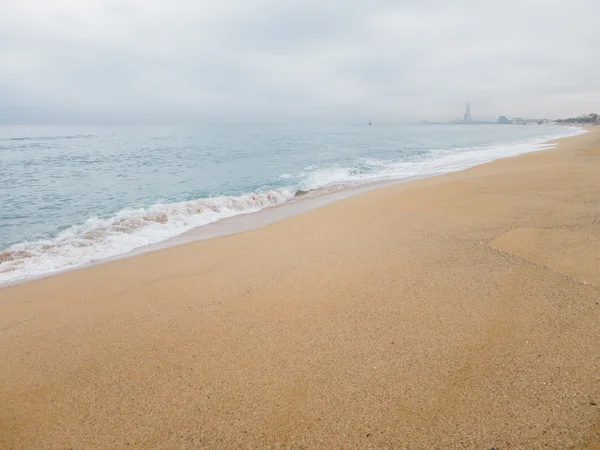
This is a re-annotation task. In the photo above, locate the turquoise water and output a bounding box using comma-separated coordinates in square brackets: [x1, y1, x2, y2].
[0, 124, 583, 283]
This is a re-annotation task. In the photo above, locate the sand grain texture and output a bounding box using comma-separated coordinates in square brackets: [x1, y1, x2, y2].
[1, 130, 600, 449]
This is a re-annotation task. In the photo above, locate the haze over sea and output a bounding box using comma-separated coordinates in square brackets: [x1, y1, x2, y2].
[0, 124, 584, 284]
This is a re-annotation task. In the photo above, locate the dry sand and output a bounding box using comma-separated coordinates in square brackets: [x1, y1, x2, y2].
[1, 129, 600, 449]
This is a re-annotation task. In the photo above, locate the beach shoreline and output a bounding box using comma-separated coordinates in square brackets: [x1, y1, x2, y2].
[0, 125, 586, 289]
[1, 128, 599, 448]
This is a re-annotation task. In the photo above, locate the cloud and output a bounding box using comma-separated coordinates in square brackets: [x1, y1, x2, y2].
[0, 0, 598, 123]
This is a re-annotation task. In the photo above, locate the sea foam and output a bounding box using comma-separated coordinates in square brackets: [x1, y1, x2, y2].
[0, 190, 294, 283]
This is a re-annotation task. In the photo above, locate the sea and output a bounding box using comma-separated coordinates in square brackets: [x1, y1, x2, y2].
[0, 124, 585, 285]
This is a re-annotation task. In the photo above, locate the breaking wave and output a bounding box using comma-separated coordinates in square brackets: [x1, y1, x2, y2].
[0, 190, 294, 283]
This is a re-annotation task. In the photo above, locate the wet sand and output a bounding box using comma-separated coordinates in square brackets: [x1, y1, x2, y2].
[1, 129, 599, 448]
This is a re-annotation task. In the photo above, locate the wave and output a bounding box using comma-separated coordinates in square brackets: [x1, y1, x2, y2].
[0, 126, 586, 284]
[3, 135, 96, 142]
[0, 190, 294, 283]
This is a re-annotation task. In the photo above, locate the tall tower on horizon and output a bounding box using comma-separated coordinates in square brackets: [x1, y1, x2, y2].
[464, 103, 472, 122]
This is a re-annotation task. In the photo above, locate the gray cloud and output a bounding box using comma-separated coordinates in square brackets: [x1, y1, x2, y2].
[0, 0, 598, 124]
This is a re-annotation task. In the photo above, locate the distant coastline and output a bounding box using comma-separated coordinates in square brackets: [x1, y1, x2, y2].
[424, 103, 600, 126]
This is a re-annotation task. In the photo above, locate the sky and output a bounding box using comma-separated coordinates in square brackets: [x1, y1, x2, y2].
[0, 0, 598, 124]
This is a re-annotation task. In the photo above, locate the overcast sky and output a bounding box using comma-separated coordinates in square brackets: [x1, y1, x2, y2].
[1, 0, 598, 124]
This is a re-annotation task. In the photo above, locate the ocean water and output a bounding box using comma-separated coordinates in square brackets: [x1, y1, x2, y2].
[0, 124, 584, 284]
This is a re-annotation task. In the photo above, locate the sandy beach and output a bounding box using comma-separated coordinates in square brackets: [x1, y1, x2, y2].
[1, 129, 599, 448]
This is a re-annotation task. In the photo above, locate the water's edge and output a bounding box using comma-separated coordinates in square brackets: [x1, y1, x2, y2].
[0, 129, 585, 289]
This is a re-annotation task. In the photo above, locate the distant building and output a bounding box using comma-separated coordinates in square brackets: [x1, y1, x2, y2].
[497, 116, 511, 124]
[464, 103, 472, 122]
[449, 103, 495, 124]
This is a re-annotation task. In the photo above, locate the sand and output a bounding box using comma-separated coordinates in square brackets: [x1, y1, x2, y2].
[1, 129, 599, 449]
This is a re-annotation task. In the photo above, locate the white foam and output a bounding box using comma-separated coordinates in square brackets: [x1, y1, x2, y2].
[300, 167, 357, 190]
[0, 190, 294, 283]
[0, 126, 586, 285]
